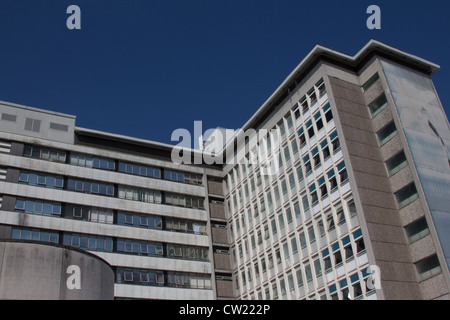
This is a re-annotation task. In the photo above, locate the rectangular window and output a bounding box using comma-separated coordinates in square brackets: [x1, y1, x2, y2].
[278, 213, 285, 230]
[296, 268, 304, 288]
[49, 122, 69, 132]
[299, 232, 307, 249]
[305, 264, 313, 283]
[368, 93, 388, 117]
[395, 183, 418, 208]
[291, 236, 298, 255]
[301, 97, 308, 113]
[325, 109, 333, 122]
[377, 121, 397, 145]
[316, 118, 324, 131]
[24, 118, 41, 132]
[317, 79, 326, 98]
[337, 207, 346, 226]
[299, 131, 306, 146]
[281, 179, 288, 195]
[278, 120, 286, 137]
[326, 212, 335, 231]
[415, 255, 441, 281]
[119, 161, 161, 178]
[286, 113, 293, 128]
[362, 72, 380, 92]
[308, 88, 317, 106]
[68, 178, 114, 197]
[1, 113, 16, 122]
[328, 169, 337, 190]
[316, 218, 325, 237]
[24, 145, 67, 163]
[307, 225, 316, 244]
[405, 217, 430, 244]
[302, 194, 309, 212]
[314, 257, 322, 277]
[322, 249, 332, 271]
[386, 151, 408, 176]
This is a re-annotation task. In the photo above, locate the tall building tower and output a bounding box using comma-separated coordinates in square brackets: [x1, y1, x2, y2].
[0, 39, 449, 300]
[222, 40, 450, 300]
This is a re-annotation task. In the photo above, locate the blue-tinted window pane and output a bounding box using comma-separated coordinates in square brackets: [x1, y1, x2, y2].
[15, 199, 25, 210]
[43, 203, 53, 215]
[25, 200, 34, 213]
[34, 201, 43, 213]
[31, 230, 40, 241]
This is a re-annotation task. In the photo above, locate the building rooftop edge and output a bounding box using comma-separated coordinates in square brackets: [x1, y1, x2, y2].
[220, 39, 441, 156]
[0, 100, 77, 120]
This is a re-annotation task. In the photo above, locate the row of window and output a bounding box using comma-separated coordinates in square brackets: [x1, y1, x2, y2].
[22, 143, 202, 186]
[227, 124, 342, 227]
[229, 163, 350, 248]
[234, 197, 358, 266]
[14, 197, 206, 235]
[116, 267, 212, 290]
[19, 171, 64, 189]
[228, 150, 344, 225]
[11, 226, 209, 262]
[244, 267, 371, 300]
[327, 268, 372, 300]
[226, 80, 330, 193]
[365, 79, 419, 211]
[17, 170, 205, 210]
[236, 231, 368, 300]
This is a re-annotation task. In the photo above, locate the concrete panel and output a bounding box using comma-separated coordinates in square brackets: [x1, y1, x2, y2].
[376, 260, 418, 283]
[357, 187, 396, 209]
[389, 166, 414, 193]
[216, 280, 234, 298]
[410, 235, 437, 263]
[371, 106, 394, 133]
[210, 202, 226, 221]
[360, 204, 400, 226]
[419, 274, 450, 300]
[59, 248, 114, 300]
[379, 134, 404, 161]
[331, 98, 369, 118]
[366, 223, 408, 246]
[352, 171, 392, 192]
[0, 224, 11, 239]
[207, 180, 224, 197]
[337, 110, 374, 133]
[363, 79, 385, 105]
[0, 240, 114, 300]
[381, 280, 421, 300]
[341, 125, 378, 147]
[214, 252, 231, 271]
[398, 199, 426, 226]
[346, 140, 383, 162]
[349, 156, 386, 178]
[0, 241, 63, 299]
[114, 283, 214, 300]
[212, 227, 229, 246]
[329, 75, 424, 300]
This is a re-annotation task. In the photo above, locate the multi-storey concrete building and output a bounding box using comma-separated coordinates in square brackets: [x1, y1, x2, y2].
[0, 102, 231, 299]
[0, 39, 449, 300]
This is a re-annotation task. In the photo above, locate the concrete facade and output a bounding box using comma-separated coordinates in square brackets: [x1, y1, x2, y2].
[0, 240, 114, 300]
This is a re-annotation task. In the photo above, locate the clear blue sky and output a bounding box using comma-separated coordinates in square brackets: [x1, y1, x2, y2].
[0, 0, 449, 144]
